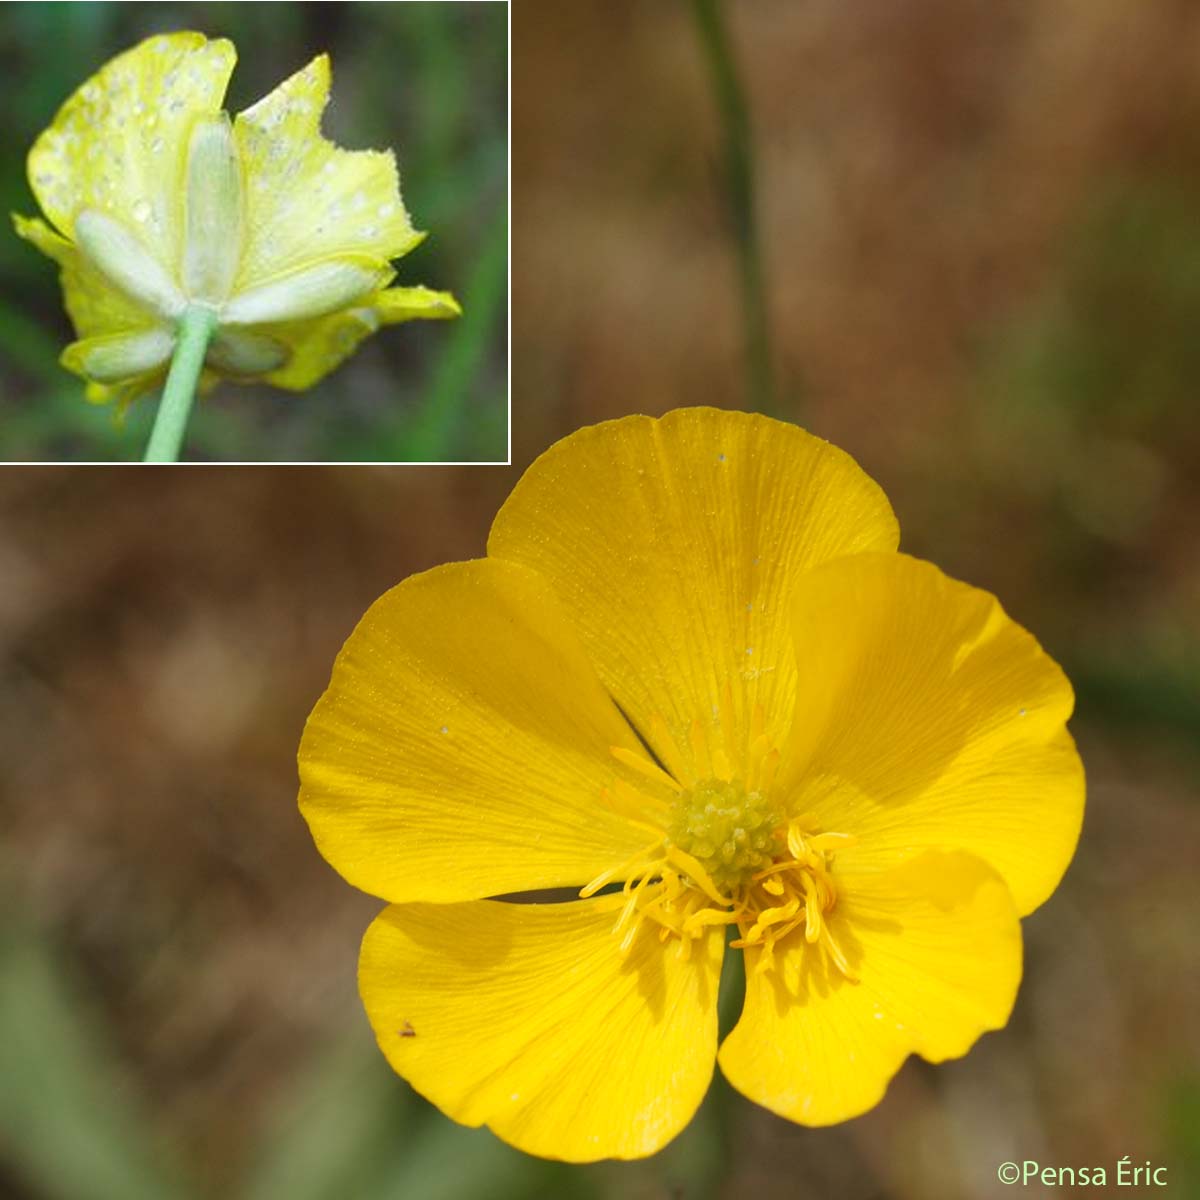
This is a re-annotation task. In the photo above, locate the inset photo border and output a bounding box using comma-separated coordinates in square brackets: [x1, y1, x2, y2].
[0, 1, 509, 465]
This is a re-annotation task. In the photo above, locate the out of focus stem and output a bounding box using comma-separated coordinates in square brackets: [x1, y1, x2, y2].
[690, 0, 776, 416]
[142, 305, 218, 463]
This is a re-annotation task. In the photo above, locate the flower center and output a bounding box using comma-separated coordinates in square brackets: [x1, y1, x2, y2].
[583, 771, 859, 980]
[667, 777, 782, 894]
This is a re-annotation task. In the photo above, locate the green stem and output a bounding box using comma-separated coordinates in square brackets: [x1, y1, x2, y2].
[142, 305, 218, 463]
[690, 0, 776, 416]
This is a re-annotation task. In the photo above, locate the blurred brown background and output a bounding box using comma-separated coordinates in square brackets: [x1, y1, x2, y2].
[3, 1, 1199, 1198]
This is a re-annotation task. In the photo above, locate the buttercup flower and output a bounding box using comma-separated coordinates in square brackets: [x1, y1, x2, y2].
[14, 32, 459, 409]
[299, 408, 1085, 1161]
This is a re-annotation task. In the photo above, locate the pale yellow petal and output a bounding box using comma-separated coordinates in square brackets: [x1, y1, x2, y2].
[780, 553, 1084, 915]
[15, 215, 166, 396]
[73, 209, 184, 319]
[81, 371, 165, 411]
[487, 409, 899, 784]
[373, 284, 462, 323]
[11, 212, 72, 262]
[61, 328, 174, 383]
[205, 329, 288, 375]
[298, 557, 664, 904]
[719, 851, 1021, 1125]
[254, 308, 380, 392]
[222, 255, 391, 326]
[247, 285, 461, 392]
[360, 897, 723, 1161]
[232, 54, 421, 290]
[28, 32, 235, 272]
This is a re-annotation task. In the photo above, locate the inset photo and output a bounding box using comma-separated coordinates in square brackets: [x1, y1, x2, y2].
[1, 1, 508, 463]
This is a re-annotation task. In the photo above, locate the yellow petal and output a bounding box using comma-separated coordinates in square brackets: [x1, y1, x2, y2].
[28, 32, 235, 268]
[359, 897, 723, 1161]
[298, 557, 662, 904]
[487, 409, 899, 784]
[249, 285, 461, 392]
[232, 54, 421, 291]
[780, 552, 1084, 916]
[719, 850, 1021, 1125]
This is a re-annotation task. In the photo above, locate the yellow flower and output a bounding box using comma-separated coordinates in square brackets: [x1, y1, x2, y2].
[298, 408, 1084, 1161]
[14, 32, 459, 409]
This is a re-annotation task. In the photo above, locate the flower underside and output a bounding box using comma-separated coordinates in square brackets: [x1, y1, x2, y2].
[17, 33, 460, 406]
[69, 111, 390, 382]
[584, 698, 857, 979]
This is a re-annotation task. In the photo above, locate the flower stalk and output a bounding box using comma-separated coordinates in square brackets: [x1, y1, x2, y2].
[142, 305, 219, 463]
[690, 0, 777, 416]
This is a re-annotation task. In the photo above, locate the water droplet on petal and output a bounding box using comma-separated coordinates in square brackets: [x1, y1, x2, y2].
[132, 199, 152, 222]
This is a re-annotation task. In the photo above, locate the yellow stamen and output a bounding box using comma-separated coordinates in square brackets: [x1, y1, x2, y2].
[787, 821, 807, 860]
[802, 872, 822, 943]
[591, 715, 856, 982]
[710, 745, 734, 782]
[821, 922, 858, 982]
[688, 718, 710, 776]
[664, 845, 729, 906]
[596, 779, 670, 832]
[754, 897, 802, 930]
[750, 702, 766, 743]
[649, 713, 686, 778]
[609, 745, 683, 793]
[681, 906, 742, 935]
[578, 839, 660, 898]
[808, 832, 858, 852]
[759, 747, 781, 790]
